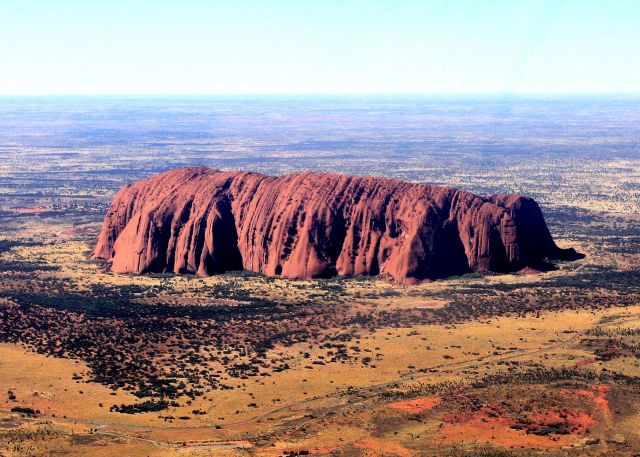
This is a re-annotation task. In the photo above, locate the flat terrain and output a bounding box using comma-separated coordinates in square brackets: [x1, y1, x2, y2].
[0, 97, 639, 456]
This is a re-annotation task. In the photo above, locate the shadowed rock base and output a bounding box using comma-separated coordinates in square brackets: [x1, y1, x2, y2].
[92, 167, 583, 284]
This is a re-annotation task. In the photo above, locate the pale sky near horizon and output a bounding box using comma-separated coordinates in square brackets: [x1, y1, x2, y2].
[1, 0, 639, 95]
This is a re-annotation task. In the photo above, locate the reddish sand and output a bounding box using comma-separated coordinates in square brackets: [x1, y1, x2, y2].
[388, 396, 442, 414]
[435, 404, 597, 450]
[574, 357, 598, 368]
[527, 410, 596, 434]
[577, 385, 611, 420]
[435, 422, 575, 449]
[354, 437, 414, 457]
[442, 408, 512, 430]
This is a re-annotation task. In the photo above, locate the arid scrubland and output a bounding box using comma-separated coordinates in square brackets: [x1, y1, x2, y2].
[1, 97, 639, 456]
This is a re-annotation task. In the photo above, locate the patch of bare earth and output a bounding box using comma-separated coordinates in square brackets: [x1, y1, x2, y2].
[387, 396, 442, 414]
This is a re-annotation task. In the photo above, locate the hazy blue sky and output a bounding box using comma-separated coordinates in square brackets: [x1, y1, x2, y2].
[1, 0, 639, 95]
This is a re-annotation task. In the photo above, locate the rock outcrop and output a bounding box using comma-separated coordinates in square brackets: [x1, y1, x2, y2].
[92, 167, 583, 283]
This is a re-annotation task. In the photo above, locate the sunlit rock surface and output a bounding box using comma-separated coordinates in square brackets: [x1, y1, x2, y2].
[93, 167, 582, 283]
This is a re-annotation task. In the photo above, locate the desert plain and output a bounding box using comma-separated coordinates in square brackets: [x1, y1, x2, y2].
[0, 96, 639, 456]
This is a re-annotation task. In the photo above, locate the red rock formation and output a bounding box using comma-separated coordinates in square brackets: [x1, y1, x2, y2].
[92, 167, 582, 283]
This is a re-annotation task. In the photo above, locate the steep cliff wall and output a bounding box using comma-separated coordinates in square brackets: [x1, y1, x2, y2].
[93, 167, 582, 283]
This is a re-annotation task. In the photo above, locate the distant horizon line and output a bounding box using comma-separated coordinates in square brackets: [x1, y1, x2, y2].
[1, 92, 639, 98]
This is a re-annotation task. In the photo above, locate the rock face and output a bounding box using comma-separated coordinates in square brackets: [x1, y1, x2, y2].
[92, 167, 583, 283]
